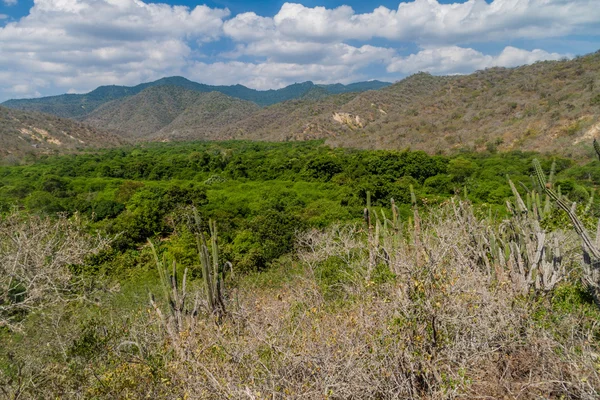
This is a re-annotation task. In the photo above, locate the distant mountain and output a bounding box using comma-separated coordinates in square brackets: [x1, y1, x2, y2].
[1, 77, 392, 118]
[216, 51, 600, 158]
[6, 52, 600, 158]
[83, 86, 260, 140]
[0, 106, 125, 161]
[319, 80, 392, 94]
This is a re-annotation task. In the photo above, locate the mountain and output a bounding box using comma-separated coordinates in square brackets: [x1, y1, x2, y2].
[0, 106, 125, 161]
[83, 86, 260, 140]
[217, 72, 450, 142]
[216, 51, 600, 158]
[6, 52, 600, 158]
[1, 78, 392, 118]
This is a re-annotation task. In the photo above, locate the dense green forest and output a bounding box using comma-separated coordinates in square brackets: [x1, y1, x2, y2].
[2, 140, 597, 273]
[3, 141, 600, 398]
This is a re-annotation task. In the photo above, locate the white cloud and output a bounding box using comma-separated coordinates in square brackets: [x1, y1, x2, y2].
[0, 0, 229, 100]
[0, 0, 594, 101]
[186, 61, 364, 90]
[387, 46, 566, 75]
[223, 12, 275, 42]
[2, 0, 17, 6]
[228, 40, 395, 66]
[225, 1, 600, 45]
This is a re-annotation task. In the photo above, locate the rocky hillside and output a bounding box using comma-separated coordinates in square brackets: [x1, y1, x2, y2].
[0, 106, 125, 161]
[1, 77, 390, 118]
[219, 51, 600, 158]
[5, 52, 600, 158]
[83, 86, 260, 140]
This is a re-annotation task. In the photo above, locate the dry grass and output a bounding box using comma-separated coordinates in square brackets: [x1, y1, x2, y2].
[1, 200, 599, 399]
[118, 200, 600, 399]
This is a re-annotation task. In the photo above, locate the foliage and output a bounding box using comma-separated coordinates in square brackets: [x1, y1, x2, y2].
[1, 139, 600, 397]
[2, 141, 600, 274]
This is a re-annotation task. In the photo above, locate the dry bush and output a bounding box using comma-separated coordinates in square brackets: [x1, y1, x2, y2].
[0, 210, 112, 331]
[124, 200, 600, 399]
[4, 201, 596, 398]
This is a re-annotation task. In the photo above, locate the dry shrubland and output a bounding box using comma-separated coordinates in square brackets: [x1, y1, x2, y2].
[0, 211, 112, 331]
[2, 199, 600, 399]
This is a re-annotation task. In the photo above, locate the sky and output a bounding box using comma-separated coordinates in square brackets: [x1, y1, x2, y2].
[0, 0, 599, 102]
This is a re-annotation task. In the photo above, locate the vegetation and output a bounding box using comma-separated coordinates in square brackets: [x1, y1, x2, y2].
[1, 139, 600, 397]
[218, 52, 600, 158]
[83, 86, 260, 140]
[5, 48, 600, 399]
[2, 76, 390, 117]
[4, 52, 600, 160]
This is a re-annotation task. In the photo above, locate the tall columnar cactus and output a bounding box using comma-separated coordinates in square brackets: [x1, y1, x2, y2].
[148, 241, 203, 362]
[533, 158, 600, 305]
[194, 210, 228, 320]
[410, 184, 423, 268]
[364, 192, 409, 276]
[149, 210, 229, 351]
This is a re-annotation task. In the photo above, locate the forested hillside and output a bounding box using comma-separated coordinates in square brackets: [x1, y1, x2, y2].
[221, 52, 600, 158]
[82, 86, 260, 140]
[4, 53, 600, 158]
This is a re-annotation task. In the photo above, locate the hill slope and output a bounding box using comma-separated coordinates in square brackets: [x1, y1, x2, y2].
[218, 52, 600, 158]
[1, 77, 391, 118]
[83, 86, 260, 140]
[0, 106, 125, 161]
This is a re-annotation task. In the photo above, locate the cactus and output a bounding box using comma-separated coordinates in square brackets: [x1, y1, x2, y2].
[410, 184, 423, 268]
[149, 210, 229, 346]
[148, 241, 199, 337]
[594, 139, 600, 161]
[532, 158, 600, 305]
[194, 210, 228, 320]
[364, 192, 408, 275]
[364, 191, 376, 277]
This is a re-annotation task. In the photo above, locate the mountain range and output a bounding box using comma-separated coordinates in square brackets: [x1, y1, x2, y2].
[2, 50, 600, 159]
[83, 86, 261, 141]
[1, 77, 391, 118]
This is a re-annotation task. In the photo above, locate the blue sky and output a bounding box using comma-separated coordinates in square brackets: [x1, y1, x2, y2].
[0, 0, 599, 101]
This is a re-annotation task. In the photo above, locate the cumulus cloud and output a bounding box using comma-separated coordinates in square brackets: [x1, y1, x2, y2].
[387, 46, 566, 75]
[223, 12, 275, 42]
[186, 61, 365, 90]
[0, 0, 229, 100]
[0, 0, 593, 100]
[227, 40, 395, 66]
[224, 1, 600, 45]
[2, 0, 17, 6]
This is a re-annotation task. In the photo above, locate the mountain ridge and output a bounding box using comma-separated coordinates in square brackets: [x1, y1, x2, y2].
[214, 52, 600, 158]
[4, 51, 600, 159]
[82, 85, 260, 140]
[0, 106, 126, 161]
[1, 77, 392, 118]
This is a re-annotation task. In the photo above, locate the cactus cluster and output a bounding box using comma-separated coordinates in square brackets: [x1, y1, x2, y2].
[194, 211, 228, 320]
[363, 188, 421, 278]
[149, 241, 199, 339]
[532, 158, 600, 305]
[149, 209, 229, 354]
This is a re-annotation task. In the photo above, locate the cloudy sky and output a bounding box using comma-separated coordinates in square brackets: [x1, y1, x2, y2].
[0, 0, 599, 101]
